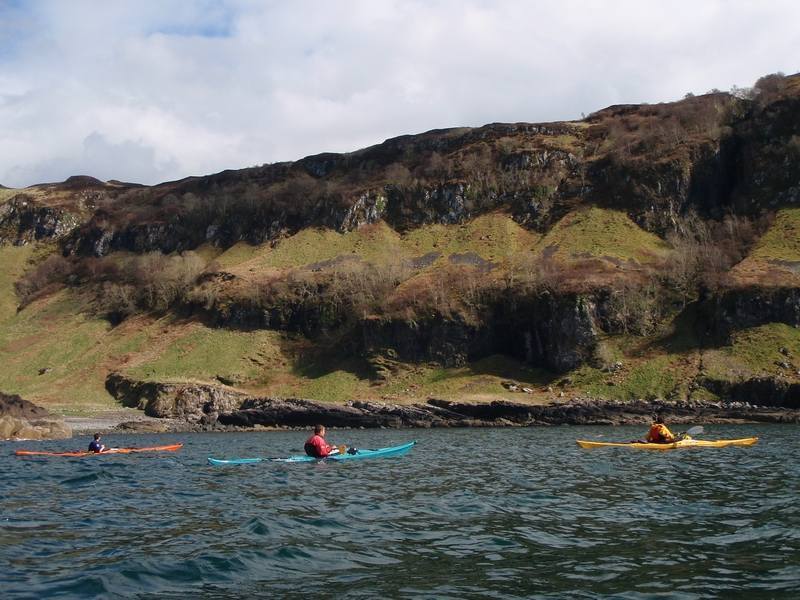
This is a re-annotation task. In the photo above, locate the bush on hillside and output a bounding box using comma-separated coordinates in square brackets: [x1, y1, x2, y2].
[94, 251, 206, 321]
[14, 254, 76, 307]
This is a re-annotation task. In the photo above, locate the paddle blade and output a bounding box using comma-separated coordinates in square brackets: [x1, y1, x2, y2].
[685, 425, 704, 436]
[338, 445, 347, 456]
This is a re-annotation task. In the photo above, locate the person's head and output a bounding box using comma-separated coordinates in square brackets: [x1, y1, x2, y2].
[314, 424, 325, 436]
[93, 433, 101, 440]
[653, 414, 664, 424]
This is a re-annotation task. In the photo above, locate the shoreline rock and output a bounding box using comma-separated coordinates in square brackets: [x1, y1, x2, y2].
[103, 374, 800, 433]
[0, 391, 72, 440]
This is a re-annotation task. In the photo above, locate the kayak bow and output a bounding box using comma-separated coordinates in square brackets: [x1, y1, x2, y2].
[15, 443, 184, 457]
[576, 437, 758, 450]
[208, 441, 416, 466]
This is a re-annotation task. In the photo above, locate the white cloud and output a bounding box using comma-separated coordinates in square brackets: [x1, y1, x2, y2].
[0, 0, 798, 187]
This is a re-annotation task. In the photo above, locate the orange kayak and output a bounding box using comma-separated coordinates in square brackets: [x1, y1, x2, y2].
[14, 443, 184, 457]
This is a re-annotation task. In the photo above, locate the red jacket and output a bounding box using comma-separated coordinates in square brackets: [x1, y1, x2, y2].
[304, 434, 333, 458]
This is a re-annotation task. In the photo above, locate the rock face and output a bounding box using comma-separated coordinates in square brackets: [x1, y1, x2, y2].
[104, 374, 800, 431]
[704, 287, 800, 341]
[0, 391, 72, 440]
[0, 196, 82, 246]
[105, 373, 248, 423]
[218, 397, 800, 428]
[359, 292, 601, 373]
[699, 376, 800, 409]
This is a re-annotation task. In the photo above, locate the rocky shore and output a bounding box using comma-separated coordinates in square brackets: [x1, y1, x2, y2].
[104, 374, 800, 434]
[0, 392, 71, 440]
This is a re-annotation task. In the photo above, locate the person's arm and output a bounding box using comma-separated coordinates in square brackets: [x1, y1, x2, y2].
[315, 438, 332, 457]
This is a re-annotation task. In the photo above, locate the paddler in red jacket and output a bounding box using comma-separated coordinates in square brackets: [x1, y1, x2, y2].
[304, 425, 336, 458]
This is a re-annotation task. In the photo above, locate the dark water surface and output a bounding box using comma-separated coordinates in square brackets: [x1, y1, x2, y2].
[2, 424, 799, 599]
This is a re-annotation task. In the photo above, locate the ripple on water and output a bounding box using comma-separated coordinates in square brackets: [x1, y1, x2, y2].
[1, 425, 799, 599]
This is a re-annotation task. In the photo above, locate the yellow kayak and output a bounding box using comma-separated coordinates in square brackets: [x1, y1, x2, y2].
[576, 436, 758, 450]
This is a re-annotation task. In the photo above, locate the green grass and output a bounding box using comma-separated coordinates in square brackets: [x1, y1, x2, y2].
[235, 222, 404, 271]
[0, 245, 35, 324]
[402, 213, 539, 264]
[125, 324, 286, 385]
[213, 241, 266, 269]
[536, 207, 669, 263]
[748, 208, 800, 262]
[265, 353, 554, 404]
[405, 355, 552, 398]
[703, 323, 800, 381]
[217, 213, 539, 276]
[571, 356, 678, 401]
[272, 365, 367, 403]
[0, 188, 19, 203]
[0, 290, 153, 410]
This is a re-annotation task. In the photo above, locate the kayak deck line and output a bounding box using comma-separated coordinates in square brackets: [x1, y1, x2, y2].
[208, 440, 416, 466]
[14, 443, 184, 457]
[576, 437, 758, 450]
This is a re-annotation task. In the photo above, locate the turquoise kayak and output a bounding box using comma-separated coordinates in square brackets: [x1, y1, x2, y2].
[208, 441, 416, 466]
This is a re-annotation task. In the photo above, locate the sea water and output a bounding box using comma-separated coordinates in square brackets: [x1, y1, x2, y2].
[1, 424, 799, 599]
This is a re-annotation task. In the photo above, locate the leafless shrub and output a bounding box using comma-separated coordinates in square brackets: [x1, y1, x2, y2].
[753, 72, 787, 109]
[664, 211, 769, 301]
[15, 254, 75, 306]
[605, 276, 663, 335]
[93, 251, 207, 319]
[384, 163, 413, 187]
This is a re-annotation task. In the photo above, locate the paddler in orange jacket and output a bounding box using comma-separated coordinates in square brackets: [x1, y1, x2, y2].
[646, 414, 677, 443]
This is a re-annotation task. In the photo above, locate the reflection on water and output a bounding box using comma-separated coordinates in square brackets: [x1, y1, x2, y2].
[2, 424, 799, 599]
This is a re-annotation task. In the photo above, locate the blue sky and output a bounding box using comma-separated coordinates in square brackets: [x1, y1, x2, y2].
[1, 0, 799, 187]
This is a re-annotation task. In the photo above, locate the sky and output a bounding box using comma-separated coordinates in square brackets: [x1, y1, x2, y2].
[0, 0, 798, 188]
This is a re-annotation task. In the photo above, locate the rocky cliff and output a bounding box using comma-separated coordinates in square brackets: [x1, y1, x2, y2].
[1, 72, 799, 414]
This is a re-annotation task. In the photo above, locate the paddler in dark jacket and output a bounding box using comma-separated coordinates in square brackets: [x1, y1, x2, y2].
[304, 425, 335, 458]
[88, 433, 106, 453]
[646, 414, 677, 443]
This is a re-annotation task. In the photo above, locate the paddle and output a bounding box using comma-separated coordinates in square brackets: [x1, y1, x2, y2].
[628, 425, 705, 444]
[677, 425, 704, 440]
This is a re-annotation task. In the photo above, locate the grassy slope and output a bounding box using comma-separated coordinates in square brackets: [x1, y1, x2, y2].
[0, 242, 557, 410]
[123, 325, 289, 386]
[0, 245, 34, 326]
[749, 208, 800, 261]
[0, 188, 19, 203]
[219, 208, 661, 276]
[219, 213, 541, 277]
[703, 323, 800, 381]
[1, 206, 795, 415]
[536, 207, 670, 263]
[730, 208, 800, 285]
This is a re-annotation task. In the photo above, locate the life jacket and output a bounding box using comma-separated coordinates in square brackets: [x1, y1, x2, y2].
[304, 434, 329, 458]
[647, 423, 674, 443]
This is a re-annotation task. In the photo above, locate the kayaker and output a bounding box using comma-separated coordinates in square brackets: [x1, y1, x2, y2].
[304, 425, 336, 458]
[88, 433, 106, 453]
[645, 414, 677, 444]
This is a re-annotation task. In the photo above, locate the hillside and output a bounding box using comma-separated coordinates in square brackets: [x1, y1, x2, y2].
[1, 71, 800, 420]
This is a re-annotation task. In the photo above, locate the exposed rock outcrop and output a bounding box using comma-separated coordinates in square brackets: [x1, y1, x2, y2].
[104, 373, 800, 431]
[0, 196, 82, 246]
[218, 397, 800, 429]
[704, 287, 800, 341]
[0, 391, 72, 440]
[105, 373, 248, 423]
[699, 376, 800, 409]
